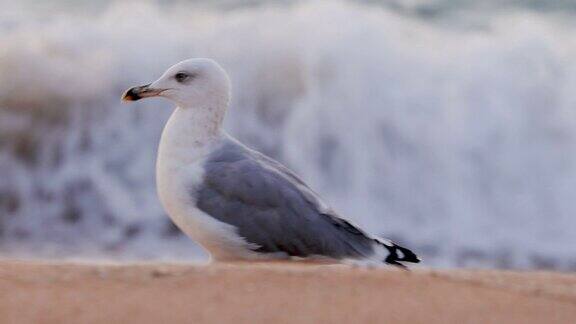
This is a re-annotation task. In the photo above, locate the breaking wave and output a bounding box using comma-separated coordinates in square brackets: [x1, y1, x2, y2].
[1, 0, 576, 269]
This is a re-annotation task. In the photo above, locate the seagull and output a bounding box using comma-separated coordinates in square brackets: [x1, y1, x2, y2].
[122, 58, 419, 267]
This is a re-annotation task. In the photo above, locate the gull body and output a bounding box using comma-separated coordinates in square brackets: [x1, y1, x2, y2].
[157, 109, 262, 260]
[123, 58, 419, 266]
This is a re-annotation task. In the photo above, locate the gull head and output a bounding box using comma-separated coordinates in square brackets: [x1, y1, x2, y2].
[122, 58, 231, 108]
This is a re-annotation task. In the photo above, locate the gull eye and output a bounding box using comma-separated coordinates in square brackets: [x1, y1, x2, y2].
[174, 72, 190, 83]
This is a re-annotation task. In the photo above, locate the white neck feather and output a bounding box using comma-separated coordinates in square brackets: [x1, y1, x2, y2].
[157, 104, 226, 168]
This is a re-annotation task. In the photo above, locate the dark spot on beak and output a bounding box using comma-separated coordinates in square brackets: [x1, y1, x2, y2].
[123, 88, 141, 101]
[122, 84, 151, 102]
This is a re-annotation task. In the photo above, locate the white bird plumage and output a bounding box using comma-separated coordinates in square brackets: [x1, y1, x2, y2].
[123, 58, 420, 267]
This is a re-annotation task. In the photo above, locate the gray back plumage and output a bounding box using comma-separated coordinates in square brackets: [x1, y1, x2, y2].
[195, 138, 376, 259]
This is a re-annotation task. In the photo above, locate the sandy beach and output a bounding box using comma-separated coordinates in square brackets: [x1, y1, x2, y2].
[0, 261, 575, 324]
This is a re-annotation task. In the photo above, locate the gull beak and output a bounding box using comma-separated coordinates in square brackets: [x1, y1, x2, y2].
[122, 84, 165, 102]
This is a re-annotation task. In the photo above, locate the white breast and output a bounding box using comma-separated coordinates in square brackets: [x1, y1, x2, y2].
[155, 108, 261, 261]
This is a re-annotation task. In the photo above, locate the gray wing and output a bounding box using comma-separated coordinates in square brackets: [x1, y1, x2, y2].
[195, 139, 376, 259]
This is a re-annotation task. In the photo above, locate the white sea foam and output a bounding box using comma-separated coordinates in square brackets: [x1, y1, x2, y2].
[1, 0, 576, 269]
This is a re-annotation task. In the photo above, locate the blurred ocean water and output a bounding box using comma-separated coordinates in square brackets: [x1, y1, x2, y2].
[1, 0, 576, 269]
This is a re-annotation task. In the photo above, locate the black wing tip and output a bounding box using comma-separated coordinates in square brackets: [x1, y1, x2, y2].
[382, 242, 421, 267]
[396, 245, 421, 263]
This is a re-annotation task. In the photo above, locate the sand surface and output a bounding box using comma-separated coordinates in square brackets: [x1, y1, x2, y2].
[0, 261, 575, 324]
